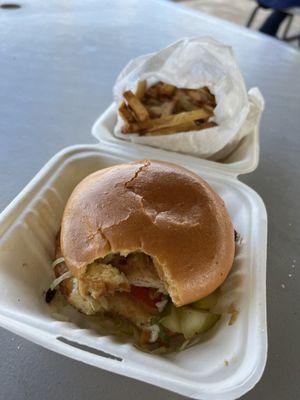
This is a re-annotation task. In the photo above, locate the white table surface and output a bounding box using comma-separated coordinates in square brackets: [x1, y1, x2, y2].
[0, 1, 300, 399]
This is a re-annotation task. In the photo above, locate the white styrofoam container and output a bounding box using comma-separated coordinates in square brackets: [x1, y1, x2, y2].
[0, 132, 267, 399]
[92, 103, 260, 177]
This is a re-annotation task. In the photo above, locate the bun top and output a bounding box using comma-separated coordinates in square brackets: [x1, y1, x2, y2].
[61, 160, 235, 306]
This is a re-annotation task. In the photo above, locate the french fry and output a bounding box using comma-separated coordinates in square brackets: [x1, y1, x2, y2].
[202, 86, 211, 94]
[118, 101, 136, 123]
[147, 100, 177, 118]
[119, 81, 218, 136]
[123, 90, 149, 122]
[176, 90, 198, 112]
[145, 98, 162, 107]
[145, 121, 199, 136]
[145, 120, 217, 136]
[147, 108, 212, 131]
[160, 99, 177, 117]
[186, 88, 216, 107]
[123, 108, 212, 134]
[202, 104, 215, 114]
[135, 80, 147, 99]
[143, 83, 160, 99]
[194, 120, 217, 129]
[147, 105, 164, 118]
[160, 83, 176, 97]
[185, 89, 203, 103]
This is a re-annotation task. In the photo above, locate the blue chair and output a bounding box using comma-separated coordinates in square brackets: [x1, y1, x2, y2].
[246, 1, 300, 44]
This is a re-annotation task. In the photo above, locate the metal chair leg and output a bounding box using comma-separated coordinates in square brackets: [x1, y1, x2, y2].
[282, 14, 293, 40]
[284, 33, 300, 43]
[246, 5, 261, 28]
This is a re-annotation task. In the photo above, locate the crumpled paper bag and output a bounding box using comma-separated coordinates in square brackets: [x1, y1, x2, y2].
[113, 37, 264, 160]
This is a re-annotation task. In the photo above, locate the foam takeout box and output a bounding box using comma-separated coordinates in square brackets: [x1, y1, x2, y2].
[0, 103, 267, 400]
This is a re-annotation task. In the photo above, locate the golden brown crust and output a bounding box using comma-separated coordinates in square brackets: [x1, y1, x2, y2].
[60, 160, 235, 306]
[54, 239, 156, 325]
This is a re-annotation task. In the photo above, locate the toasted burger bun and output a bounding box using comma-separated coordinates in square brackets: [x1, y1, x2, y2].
[61, 160, 235, 306]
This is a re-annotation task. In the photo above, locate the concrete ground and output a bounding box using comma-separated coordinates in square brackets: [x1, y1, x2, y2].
[176, 0, 300, 46]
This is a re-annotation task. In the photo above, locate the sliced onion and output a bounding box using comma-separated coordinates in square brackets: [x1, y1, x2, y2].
[50, 271, 72, 290]
[130, 280, 167, 294]
[146, 325, 160, 343]
[52, 257, 65, 269]
[156, 298, 168, 312]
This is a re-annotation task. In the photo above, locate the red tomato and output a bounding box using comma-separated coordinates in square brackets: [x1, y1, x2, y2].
[130, 286, 163, 310]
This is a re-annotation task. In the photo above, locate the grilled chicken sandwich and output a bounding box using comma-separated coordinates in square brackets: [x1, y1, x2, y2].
[49, 160, 235, 352]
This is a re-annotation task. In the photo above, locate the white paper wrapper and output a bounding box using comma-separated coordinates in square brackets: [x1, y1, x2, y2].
[113, 37, 264, 160]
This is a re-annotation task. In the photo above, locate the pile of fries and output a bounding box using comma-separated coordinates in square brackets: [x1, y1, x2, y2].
[118, 81, 217, 136]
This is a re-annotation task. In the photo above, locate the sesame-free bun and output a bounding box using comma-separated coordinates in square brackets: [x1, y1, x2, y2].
[61, 160, 235, 306]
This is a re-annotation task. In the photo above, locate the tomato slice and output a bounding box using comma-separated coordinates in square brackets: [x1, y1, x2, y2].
[130, 286, 163, 310]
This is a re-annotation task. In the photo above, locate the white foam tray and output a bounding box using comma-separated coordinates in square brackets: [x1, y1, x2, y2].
[0, 142, 267, 400]
[92, 103, 260, 177]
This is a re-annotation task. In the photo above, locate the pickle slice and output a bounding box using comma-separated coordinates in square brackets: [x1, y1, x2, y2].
[192, 291, 219, 310]
[160, 305, 220, 339]
[159, 305, 180, 332]
[178, 307, 220, 339]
